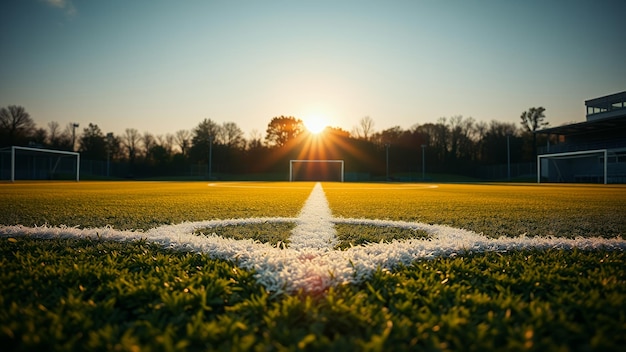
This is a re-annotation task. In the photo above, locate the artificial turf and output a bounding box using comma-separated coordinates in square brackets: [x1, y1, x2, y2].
[1, 181, 624, 351]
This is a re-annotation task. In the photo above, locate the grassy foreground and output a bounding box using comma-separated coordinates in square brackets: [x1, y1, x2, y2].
[1, 181, 625, 351]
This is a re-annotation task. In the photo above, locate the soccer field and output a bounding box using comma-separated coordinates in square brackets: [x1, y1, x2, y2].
[1, 181, 625, 351]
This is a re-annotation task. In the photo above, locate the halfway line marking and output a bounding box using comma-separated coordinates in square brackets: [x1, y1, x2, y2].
[289, 183, 337, 251]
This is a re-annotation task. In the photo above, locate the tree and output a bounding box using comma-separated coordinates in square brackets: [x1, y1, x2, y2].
[352, 116, 375, 140]
[247, 129, 263, 150]
[0, 105, 35, 147]
[48, 121, 64, 148]
[520, 107, 548, 133]
[372, 126, 403, 146]
[146, 144, 169, 165]
[142, 132, 156, 160]
[480, 120, 519, 164]
[105, 133, 123, 161]
[157, 133, 175, 157]
[265, 116, 304, 147]
[123, 128, 141, 165]
[520, 107, 548, 157]
[79, 123, 107, 159]
[175, 129, 192, 156]
[32, 128, 47, 146]
[448, 116, 476, 161]
[432, 117, 450, 165]
[193, 119, 221, 145]
[221, 122, 245, 149]
[190, 118, 221, 162]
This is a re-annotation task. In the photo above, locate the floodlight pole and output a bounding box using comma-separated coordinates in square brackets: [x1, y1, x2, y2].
[11, 146, 15, 182]
[71, 123, 79, 152]
[421, 144, 426, 180]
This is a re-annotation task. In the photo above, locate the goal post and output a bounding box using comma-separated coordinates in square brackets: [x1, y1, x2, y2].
[537, 149, 607, 184]
[1, 146, 80, 182]
[289, 160, 344, 182]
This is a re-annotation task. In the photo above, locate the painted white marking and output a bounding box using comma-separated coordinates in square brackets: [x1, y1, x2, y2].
[1, 183, 625, 295]
[208, 182, 439, 190]
[289, 183, 337, 251]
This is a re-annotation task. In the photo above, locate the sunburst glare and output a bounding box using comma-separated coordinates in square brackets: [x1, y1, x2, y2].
[303, 115, 329, 134]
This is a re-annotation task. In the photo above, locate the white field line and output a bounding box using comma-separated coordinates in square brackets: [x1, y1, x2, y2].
[289, 183, 337, 251]
[1, 184, 625, 295]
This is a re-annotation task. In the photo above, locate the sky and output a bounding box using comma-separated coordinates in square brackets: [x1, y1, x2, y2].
[1, 0, 625, 139]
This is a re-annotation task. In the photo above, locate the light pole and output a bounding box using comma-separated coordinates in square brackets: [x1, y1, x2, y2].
[421, 144, 426, 180]
[71, 123, 79, 152]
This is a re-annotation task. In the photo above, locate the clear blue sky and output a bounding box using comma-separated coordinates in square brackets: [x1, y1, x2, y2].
[1, 0, 624, 138]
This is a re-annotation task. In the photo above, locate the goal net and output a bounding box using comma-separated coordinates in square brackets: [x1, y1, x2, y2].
[537, 149, 606, 184]
[0, 146, 80, 182]
[290, 160, 344, 182]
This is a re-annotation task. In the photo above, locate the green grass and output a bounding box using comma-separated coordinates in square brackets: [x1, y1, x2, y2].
[194, 223, 429, 250]
[1, 237, 623, 351]
[1, 181, 625, 351]
[0, 181, 311, 230]
[334, 224, 430, 250]
[195, 223, 296, 247]
[324, 183, 626, 238]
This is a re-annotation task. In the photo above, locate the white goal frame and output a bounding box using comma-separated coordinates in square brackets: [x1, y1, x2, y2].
[289, 159, 344, 182]
[2, 146, 80, 182]
[537, 149, 607, 184]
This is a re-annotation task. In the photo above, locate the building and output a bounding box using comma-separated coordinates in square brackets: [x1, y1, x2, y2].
[535, 91, 626, 184]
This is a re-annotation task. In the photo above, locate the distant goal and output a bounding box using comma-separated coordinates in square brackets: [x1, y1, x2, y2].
[0, 146, 80, 182]
[537, 149, 607, 184]
[289, 160, 344, 182]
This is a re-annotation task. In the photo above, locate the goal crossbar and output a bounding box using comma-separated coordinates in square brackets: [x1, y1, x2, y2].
[289, 159, 344, 182]
[1, 146, 80, 182]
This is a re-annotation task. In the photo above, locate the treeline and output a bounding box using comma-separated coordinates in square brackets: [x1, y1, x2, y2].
[0, 105, 550, 179]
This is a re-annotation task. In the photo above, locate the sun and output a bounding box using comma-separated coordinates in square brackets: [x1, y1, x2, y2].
[303, 115, 329, 134]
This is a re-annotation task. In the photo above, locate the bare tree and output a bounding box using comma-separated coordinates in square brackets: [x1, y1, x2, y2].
[142, 131, 156, 158]
[0, 105, 36, 146]
[122, 128, 141, 164]
[221, 121, 245, 149]
[157, 133, 175, 156]
[47, 121, 72, 149]
[46, 121, 72, 150]
[247, 129, 263, 150]
[352, 116, 375, 140]
[175, 129, 192, 156]
[448, 115, 476, 160]
[48, 121, 60, 144]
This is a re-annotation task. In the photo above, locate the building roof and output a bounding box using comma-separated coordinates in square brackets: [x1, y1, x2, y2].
[585, 91, 626, 108]
[585, 90, 626, 121]
[535, 114, 626, 136]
